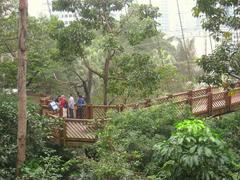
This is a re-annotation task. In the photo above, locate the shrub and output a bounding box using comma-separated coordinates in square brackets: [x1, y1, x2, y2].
[77, 103, 192, 179]
[0, 94, 62, 178]
[207, 112, 240, 157]
[152, 119, 240, 179]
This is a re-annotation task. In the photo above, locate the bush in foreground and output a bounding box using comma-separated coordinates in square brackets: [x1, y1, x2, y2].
[152, 119, 240, 179]
[0, 94, 63, 178]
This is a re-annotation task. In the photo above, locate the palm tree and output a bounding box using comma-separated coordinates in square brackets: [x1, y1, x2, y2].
[173, 38, 196, 80]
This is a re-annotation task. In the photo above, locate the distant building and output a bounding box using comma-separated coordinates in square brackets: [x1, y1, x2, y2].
[225, 5, 240, 44]
[51, 10, 76, 26]
[35, 0, 216, 55]
[46, 0, 76, 26]
[158, 0, 169, 33]
[139, 0, 215, 55]
[166, 0, 202, 39]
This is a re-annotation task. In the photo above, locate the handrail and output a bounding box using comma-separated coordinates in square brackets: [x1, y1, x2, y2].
[40, 83, 240, 120]
[40, 84, 240, 145]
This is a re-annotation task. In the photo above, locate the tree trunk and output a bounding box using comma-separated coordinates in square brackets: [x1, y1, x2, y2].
[176, 0, 191, 80]
[74, 69, 93, 104]
[86, 70, 92, 103]
[103, 76, 108, 105]
[103, 55, 111, 105]
[16, 0, 28, 176]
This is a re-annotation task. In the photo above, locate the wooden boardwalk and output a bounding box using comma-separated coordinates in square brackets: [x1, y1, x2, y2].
[40, 86, 240, 146]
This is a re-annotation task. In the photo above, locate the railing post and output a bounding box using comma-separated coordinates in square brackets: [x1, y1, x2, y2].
[74, 105, 77, 118]
[207, 92, 213, 116]
[206, 86, 211, 93]
[225, 91, 231, 112]
[59, 108, 63, 117]
[104, 106, 108, 119]
[89, 104, 93, 119]
[144, 99, 151, 107]
[188, 90, 193, 112]
[120, 104, 125, 112]
[85, 105, 89, 119]
[116, 104, 120, 112]
[62, 118, 66, 147]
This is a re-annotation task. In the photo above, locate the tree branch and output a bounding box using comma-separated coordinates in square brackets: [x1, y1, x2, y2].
[73, 70, 85, 83]
[83, 59, 104, 78]
[3, 42, 16, 58]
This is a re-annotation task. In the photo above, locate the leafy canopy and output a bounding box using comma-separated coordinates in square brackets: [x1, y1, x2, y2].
[193, 0, 240, 85]
[197, 42, 240, 86]
[193, 0, 240, 40]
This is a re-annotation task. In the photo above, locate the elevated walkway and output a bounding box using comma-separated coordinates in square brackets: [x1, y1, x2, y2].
[40, 85, 240, 146]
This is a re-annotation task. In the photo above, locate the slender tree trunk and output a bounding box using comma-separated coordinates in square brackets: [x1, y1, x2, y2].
[103, 55, 111, 105]
[74, 69, 93, 104]
[204, 31, 207, 55]
[86, 70, 93, 103]
[209, 33, 213, 52]
[16, 0, 28, 176]
[103, 77, 108, 105]
[176, 0, 191, 79]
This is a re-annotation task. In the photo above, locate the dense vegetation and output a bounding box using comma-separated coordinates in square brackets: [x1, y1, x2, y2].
[2, 0, 240, 179]
[0, 0, 199, 104]
[1, 94, 240, 179]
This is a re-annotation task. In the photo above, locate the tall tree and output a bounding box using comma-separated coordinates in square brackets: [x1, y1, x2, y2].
[0, 15, 65, 94]
[193, 0, 240, 40]
[16, 0, 27, 175]
[173, 38, 196, 80]
[193, 0, 240, 85]
[53, 1, 160, 104]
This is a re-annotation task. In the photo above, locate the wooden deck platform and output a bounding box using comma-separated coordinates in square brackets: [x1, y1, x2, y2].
[65, 119, 97, 143]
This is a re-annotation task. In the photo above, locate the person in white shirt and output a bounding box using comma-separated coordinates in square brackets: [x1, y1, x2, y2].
[68, 94, 75, 118]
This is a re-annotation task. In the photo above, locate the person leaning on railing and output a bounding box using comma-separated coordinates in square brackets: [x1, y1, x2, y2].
[77, 95, 85, 119]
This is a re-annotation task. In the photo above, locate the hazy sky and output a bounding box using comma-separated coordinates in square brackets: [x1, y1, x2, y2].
[29, 0, 49, 17]
[28, 0, 212, 55]
[28, 0, 168, 17]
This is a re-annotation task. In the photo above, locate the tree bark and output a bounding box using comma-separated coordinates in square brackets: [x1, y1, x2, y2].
[86, 70, 93, 103]
[73, 70, 93, 104]
[103, 53, 111, 105]
[16, 0, 28, 176]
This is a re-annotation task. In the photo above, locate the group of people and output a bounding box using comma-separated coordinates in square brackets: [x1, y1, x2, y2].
[52, 94, 86, 118]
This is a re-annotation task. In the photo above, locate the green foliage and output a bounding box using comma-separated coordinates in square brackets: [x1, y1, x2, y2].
[152, 119, 239, 179]
[0, 14, 65, 94]
[194, 1, 240, 86]
[0, 0, 16, 17]
[207, 111, 240, 157]
[53, 0, 169, 104]
[75, 103, 191, 179]
[21, 154, 80, 180]
[109, 53, 160, 100]
[0, 94, 62, 178]
[21, 154, 64, 179]
[193, 0, 239, 40]
[197, 42, 240, 86]
[57, 21, 95, 60]
[26, 17, 65, 93]
[53, 0, 133, 31]
[156, 65, 185, 94]
[121, 4, 159, 45]
[0, 60, 17, 89]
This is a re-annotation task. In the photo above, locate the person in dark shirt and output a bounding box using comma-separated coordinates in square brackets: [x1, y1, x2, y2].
[77, 95, 85, 119]
[55, 95, 61, 103]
